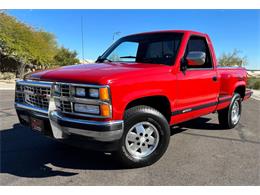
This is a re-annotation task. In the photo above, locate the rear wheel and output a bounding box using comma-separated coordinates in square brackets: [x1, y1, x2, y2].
[116, 105, 170, 168]
[218, 93, 242, 129]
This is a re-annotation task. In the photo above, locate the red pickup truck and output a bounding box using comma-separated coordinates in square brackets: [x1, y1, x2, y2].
[15, 30, 252, 167]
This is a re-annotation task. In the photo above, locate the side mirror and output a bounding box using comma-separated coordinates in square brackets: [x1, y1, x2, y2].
[186, 51, 206, 66]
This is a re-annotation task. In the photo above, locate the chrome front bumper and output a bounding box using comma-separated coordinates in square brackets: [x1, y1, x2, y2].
[15, 80, 123, 143]
[15, 102, 123, 142]
[49, 110, 123, 141]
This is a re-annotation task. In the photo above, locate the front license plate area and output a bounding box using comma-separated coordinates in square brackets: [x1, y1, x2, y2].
[31, 117, 44, 132]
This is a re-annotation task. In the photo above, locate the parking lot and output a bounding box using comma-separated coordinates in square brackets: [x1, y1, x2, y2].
[0, 90, 259, 185]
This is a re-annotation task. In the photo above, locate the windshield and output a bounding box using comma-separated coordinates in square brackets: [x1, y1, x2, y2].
[98, 33, 183, 66]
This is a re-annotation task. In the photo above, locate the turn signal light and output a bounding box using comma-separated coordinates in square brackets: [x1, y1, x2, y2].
[100, 88, 110, 101]
[100, 104, 110, 117]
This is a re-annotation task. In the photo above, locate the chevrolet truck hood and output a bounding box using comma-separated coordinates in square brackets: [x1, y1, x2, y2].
[28, 62, 171, 84]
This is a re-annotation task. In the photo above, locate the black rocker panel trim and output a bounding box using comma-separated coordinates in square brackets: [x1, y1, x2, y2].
[171, 97, 232, 116]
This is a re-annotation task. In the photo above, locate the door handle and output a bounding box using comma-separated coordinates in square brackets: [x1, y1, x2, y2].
[212, 76, 217, 81]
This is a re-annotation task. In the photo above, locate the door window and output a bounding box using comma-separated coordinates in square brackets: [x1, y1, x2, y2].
[185, 36, 212, 69]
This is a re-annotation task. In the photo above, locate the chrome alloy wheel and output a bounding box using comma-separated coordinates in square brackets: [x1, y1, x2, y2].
[231, 100, 240, 125]
[125, 122, 160, 159]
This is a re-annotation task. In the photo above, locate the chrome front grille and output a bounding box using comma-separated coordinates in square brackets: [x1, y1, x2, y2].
[55, 100, 72, 113]
[60, 84, 70, 97]
[15, 84, 25, 102]
[54, 83, 73, 113]
[15, 81, 52, 110]
[15, 80, 111, 119]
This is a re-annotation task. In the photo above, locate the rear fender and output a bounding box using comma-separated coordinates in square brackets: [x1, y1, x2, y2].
[233, 81, 246, 97]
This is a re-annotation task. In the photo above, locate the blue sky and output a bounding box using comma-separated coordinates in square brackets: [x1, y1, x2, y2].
[7, 10, 260, 69]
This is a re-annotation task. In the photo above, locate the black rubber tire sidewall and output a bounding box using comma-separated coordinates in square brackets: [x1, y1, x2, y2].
[228, 93, 242, 128]
[116, 105, 170, 168]
[218, 93, 241, 129]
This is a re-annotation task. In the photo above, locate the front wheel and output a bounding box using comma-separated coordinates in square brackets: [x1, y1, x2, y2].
[218, 93, 242, 129]
[116, 105, 170, 168]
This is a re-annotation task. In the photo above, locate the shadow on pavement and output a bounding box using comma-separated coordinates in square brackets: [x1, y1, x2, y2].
[0, 117, 227, 179]
[0, 124, 121, 178]
[171, 116, 225, 135]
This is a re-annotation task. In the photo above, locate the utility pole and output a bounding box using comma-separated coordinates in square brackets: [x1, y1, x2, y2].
[81, 16, 85, 62]
[112, 31, 121, 42]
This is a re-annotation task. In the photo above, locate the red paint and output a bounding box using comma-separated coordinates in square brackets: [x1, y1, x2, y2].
[28, 30, 250, 125]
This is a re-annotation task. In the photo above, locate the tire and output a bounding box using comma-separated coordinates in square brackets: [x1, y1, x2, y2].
[115, 105, 170, 168]
[218, 93, 242, 129]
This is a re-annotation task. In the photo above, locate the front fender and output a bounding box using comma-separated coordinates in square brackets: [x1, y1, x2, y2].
[111, 86, 174, 120]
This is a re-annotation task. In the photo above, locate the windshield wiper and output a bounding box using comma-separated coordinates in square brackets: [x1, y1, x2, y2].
[120, 56, 136, 59]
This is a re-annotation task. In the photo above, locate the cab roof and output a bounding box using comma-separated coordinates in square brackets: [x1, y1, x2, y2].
[128, 30, 207, 37]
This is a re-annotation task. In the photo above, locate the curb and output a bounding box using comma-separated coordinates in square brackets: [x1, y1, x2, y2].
[251, 90, 260, 101]
[0, 88, 15, 90]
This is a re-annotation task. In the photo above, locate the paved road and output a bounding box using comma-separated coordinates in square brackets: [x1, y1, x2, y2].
[0, 90, 259, 185]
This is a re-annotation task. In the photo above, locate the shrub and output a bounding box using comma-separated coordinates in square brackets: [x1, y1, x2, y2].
[247, 77, 260, 90]
[0, 72, 16, 80]
[253, 80, 260, 89]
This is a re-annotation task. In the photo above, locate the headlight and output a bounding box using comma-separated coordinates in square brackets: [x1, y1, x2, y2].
[75, 87, 110, 100]
[75, 87, 86, 97]
[89, 88, 99, 98]
[74, 103, 100, 114]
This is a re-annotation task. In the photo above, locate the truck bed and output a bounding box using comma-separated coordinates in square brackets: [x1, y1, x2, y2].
[217, 66, 248, 99]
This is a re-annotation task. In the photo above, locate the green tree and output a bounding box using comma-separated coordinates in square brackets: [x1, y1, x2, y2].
[218, 49, 247, 67]
[0, 13, 58, 73]
[0, 12, 80, 78]
[53, 47, 80, 66]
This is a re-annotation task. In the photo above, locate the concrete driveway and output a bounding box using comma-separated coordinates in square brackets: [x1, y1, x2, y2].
[0, 90, 259, 185]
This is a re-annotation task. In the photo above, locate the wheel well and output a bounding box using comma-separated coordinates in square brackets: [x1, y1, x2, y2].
[125, 96, 171, 122]
[234, 85, 245, 99]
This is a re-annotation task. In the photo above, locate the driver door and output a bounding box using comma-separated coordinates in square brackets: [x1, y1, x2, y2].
[174, 35, 219, 122]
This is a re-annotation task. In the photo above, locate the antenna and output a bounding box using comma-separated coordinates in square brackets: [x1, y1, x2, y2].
[81, 16, 85, 62]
